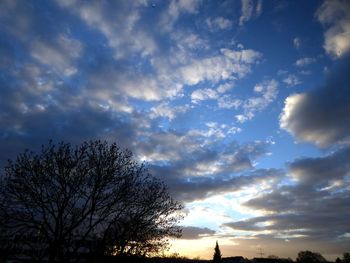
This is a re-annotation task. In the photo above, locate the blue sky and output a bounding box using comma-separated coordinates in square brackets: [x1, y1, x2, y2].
[1, 0, 350, 260]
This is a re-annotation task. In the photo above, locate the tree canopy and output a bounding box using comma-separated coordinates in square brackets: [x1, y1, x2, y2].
[296, 251, 326, 263]
[0, 140, 183, 262]
[343, 253, 350, 263]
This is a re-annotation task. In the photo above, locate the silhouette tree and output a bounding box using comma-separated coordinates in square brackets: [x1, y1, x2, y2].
[0, 140, 183, 263]
[213, 241, 222, 263]
[343, 253, 350, 263]
[296, 251, 326, 263]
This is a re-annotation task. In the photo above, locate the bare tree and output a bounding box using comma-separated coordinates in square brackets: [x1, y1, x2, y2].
[0, 140, 183, 262]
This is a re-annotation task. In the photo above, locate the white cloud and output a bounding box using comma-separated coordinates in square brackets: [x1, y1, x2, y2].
[136, 126, 254, 165]
[180, 48, 262, 86]
[283, 74, 301, 87]
[206, 16, 232, 31]
[180, 57, 229, 85]
[218, 95, 241, 109]
[150, 102, 189, 120]
[299, 70, 312, 75]
[217, 82, 235, 94]
[89, 62, 184, 102]
[30, 34, 82, 76]
[202, 122, 226, 138]
[239, 0, 254, 26]
[124, 77, 178, 101]
[171, 0, 201, 15]
[316, 0, 350, 58]
[256, 0, 263, 17]
[184, 124, 242, 147]
[57, 1, 156, 59]
[235, 114, 250, 123]
[221, 48, 262, 64]
[277, 69, 288, 76]
[191, 88, 218, 103]
[239, 0, 262, 26]
[236, 79, 279, 123]
[295, 57, 316, 67]
[172, 32, 209, 52]
[90, 98, 134, 114]
[137, 132, 196, 162]
[160, 0, 202, 31]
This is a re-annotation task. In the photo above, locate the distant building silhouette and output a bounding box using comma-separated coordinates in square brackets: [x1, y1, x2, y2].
[222, 256, 247, 263]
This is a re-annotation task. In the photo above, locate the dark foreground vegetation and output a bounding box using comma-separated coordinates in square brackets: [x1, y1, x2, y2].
[0, 140, 183, 263]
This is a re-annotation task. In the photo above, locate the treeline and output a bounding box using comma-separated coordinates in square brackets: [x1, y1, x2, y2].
[161, 251, 350, 263]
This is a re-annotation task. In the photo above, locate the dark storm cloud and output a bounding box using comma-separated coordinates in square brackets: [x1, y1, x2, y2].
[224, 147, 350, 245]
[280, 54, 350, 147]
[180, 226, 216, 239]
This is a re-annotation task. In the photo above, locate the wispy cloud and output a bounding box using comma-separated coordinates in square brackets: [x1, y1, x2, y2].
[283, 74, 301, 87]
[160, 0, 202, 31]
[236, 79, 279, 123]
[295, 57, 316, 67]
[57, 0, 156, 59]
[30, 34, 82, 76]
[191, 88, 218, 103]
[206, 16, 233, 31]
[239, 0, 254, 26]
[150, 102, 190, 120]
[179, 48, 262, 86]
[239, 0, 262, 26]
[293, 37, 302, 49]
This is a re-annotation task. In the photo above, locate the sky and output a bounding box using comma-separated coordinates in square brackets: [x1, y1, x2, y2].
[0, 0, 350, 260]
